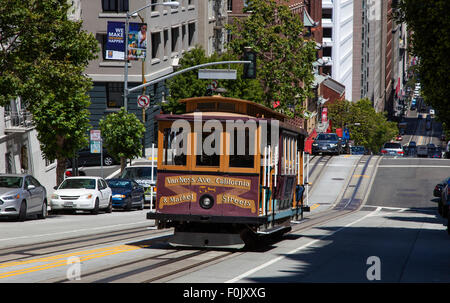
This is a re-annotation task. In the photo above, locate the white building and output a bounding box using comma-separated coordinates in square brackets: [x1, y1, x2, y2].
[0, 99, 58, 194]
[322, 0, 354, 101]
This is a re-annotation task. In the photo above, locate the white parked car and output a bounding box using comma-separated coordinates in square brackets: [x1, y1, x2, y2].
[51, 177, 112, 214]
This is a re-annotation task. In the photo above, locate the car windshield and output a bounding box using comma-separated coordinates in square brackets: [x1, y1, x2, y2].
[0, 176, 23, 188]
[120, 167, 157, 181]
[107, 180, 132, 189]
[316, 134, 338, 141]
[384, 143, 401, 149]
[59, 178, 96, 189]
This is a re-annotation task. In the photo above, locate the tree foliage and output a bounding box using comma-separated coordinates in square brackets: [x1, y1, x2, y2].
[162, 46, 264, 114]
[327, 99, 398, 153]
[99, 108, 146, 172]
[0, 0, 99, 184]
[226, 0, 317, 117]
[393, 0, 450, 129]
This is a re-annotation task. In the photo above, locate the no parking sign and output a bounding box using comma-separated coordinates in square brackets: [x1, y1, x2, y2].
[137, 95, 150, 108]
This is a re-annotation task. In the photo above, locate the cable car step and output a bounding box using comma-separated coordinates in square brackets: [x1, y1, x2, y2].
[257, 226, 290, 235]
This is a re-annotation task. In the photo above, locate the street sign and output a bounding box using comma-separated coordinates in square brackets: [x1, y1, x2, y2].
[198, 69, 237, 80]
[90, 130, 101, 141]
[137, 95, 150, 108]
[90, 140, 102, 154]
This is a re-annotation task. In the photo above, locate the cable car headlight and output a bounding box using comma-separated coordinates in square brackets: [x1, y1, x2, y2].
[199, 194, 214, 209]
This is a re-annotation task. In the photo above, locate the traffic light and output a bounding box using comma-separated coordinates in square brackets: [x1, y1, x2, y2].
[243, 50, 256, 79]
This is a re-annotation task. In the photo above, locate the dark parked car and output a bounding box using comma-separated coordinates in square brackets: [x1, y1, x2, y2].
[67, 148, 118, 168]
[429, 147, 442, 158]
[434, 177, 450, 198]
[439, 178, 450, 220]
[0, 174, 47, 221]
[311, 133, 342, 155]
[120, 165, 157, 206]
[106, 179, 145, 210]
[350, 146, 366, 155]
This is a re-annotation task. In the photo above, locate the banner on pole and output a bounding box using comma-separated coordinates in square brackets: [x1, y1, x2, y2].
[106, 21, 147, 60]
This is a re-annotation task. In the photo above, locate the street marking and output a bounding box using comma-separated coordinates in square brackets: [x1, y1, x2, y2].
[0, 221, 149, 242]
[225, 208, 381, 283]
[353, 174, 369, 178]
[310, 204, 320, 210]
[378, 165, 450, 168]
[0, 245, 141, 279]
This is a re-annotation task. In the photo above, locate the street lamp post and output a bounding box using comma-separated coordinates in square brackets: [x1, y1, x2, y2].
[123, 1, 179, 112]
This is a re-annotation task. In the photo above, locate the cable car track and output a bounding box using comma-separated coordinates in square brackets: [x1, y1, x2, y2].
[0, 155, 380, 283]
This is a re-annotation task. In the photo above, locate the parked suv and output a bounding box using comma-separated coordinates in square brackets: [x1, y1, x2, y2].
[120, 165, 157, 207]
[67, 148, 118, 168]
[380, 142, 404, 156]
[311, 133, 342, 155]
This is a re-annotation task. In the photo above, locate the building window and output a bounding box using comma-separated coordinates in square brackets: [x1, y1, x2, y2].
[323, 27, 332, 39]
[227, 0, 232, 11]
[188, 23, 195, 46]
[171, 27, 179, 53]
[322, 8, 332, 19]
[151, 0, 158, 11]
[163, 29, 169, 57]
[106, 82, 124, 108]
[322, 66, 332, 75]
[151, 32, 161, 59]
[323, 47, 332, 57]
[97, 33, 108, 61]
[102, 0, 129, 12]
[182, 25, 186, 49]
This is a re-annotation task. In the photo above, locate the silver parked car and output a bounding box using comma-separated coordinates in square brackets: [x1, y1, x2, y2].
[381, 142, 404, 156]
[0, 174, 48, 221]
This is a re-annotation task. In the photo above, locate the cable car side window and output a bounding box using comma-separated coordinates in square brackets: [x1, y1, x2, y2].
[229, 128, 255, 168]
[162, 128, 187, 166]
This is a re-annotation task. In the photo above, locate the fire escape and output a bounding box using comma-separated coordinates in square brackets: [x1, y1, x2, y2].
[213, 0, 227, 54]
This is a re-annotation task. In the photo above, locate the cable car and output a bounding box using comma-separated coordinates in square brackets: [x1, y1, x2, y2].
[147, 95, 308, 248]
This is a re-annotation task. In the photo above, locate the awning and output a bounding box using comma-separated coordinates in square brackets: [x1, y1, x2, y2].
[304, 10, 319, 27]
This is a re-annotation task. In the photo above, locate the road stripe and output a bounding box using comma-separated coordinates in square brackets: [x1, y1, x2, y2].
[0, 221, 149, 242]
[378, 165, 450, 168]
[0, 245, 140, 279]
[225, 208, 380, 283]
[310, 204, 320, 210]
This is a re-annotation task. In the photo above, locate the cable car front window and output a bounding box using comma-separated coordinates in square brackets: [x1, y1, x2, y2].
[196, 131, 220, 167]
[162, 128, 187, 166]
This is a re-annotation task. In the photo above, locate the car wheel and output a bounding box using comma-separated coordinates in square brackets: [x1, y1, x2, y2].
[125, 197, 132, 211]
[37, 200, 47, 219]
[447, 213, 450, 235]
[104, 156, 114, 166]
[443, 204, 449, 218]
[137, 196, 144, 210]
[106, 198, 112, 213]
[18, 201, 27, 221]
[91, 198, 99, 215]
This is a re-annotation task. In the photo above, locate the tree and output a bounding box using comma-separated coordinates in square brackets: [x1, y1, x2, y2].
[162, 46, 264, 114]
[226, 0, 317, 117]
[99, 108, 146, 172]
[0, 0, 99, 185]
[327, 99, 398, 153]
[393, 0, 450, 130]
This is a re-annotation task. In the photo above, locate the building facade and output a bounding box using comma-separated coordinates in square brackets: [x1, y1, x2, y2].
[321, 0, 354, 101]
